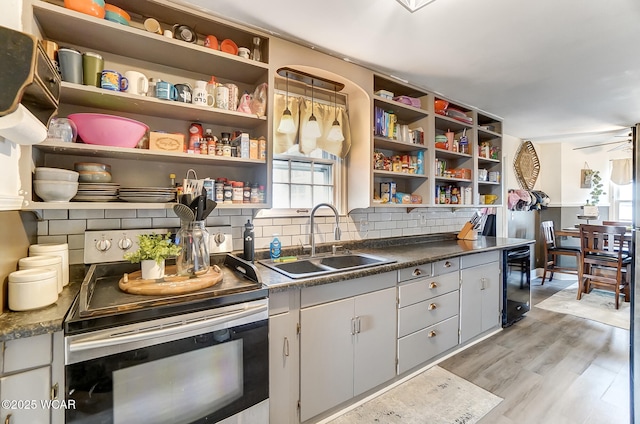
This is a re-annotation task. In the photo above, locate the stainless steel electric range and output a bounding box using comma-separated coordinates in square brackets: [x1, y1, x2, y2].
[63, 227, 269, 424]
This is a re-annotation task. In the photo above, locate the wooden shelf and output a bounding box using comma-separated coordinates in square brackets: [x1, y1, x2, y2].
[24, 201, 268, 210]
[59, 83, 266, 128]
[477, 181, 501, 186]
[373, 97, 428, 123]
[434, 148, 472, 160]
[33, 2, 268, 84]
[434, 176, 472, 184]
[434, 113, 473, 132]
[374, 136, 426, 152]
[35, 140, 267, 166]
[477, 156, 501, 164]
[373, 170, 427, 179]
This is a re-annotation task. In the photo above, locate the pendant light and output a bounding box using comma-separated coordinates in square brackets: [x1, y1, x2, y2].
[304, 79, 322, 139]
[327, 86, 345, 142]
[277, 71, 296, 134]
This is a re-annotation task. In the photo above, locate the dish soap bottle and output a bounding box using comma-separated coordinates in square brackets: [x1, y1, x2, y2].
[269, 234, 281, 260]
[243, 219, 254, 262]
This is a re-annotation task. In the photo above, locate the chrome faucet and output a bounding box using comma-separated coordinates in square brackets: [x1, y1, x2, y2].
[309, 203, 341, 257]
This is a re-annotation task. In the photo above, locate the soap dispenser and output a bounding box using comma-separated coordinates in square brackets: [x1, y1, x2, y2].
[269, 233, 281, 260]
[243, 219, 255, 262]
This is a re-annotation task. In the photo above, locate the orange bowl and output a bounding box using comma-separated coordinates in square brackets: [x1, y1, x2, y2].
[105, 3, 131, 21]
[434, 99, 449, 114]
[64, 0, 106, 19]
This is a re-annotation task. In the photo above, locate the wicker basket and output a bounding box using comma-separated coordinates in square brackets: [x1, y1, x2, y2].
[513, 140, 540, 190]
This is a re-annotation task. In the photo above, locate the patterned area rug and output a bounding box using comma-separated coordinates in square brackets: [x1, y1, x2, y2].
[535, 282, 630, 330]
[329, 366, 502, 424]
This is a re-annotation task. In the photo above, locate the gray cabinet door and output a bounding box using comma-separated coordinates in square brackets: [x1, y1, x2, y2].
[0, 367, 51, 424]
[460, 262, 500, 343]
[269, 312, 299, 424]
[353, 287, 396, 396]
[300, 297, 354, 422]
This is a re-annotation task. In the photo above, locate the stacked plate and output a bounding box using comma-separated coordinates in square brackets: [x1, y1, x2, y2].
[118, 187, 176, 203]
[73, 183, 120, 202]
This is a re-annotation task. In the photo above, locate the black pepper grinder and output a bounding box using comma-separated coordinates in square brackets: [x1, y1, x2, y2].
[243, 219, 255, 262]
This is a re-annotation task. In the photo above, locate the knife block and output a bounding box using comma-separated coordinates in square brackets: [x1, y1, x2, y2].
[457, 222, 478, 240]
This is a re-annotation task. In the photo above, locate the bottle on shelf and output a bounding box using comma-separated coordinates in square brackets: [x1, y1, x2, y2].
[251, 37, 262, 62]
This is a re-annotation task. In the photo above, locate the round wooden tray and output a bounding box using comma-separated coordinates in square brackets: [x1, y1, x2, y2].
[118, 264, 223, 295]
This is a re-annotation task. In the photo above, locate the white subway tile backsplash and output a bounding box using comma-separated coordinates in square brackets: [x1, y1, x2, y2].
[87, 219, 121, 230]
[37, 220, 48, 236]
[105, 209, 137, 218]
[38, 235, 68, 244]
[67, 234, 85, 250]
[137, 209, 167, 218]
[151, 218, 181, 228]
[69, 249, 83, 265]
[49, 219, 86, 235]
[69, 209, 105, 219]
[43, 210, 68, 220]
[121, 218, 152, 229]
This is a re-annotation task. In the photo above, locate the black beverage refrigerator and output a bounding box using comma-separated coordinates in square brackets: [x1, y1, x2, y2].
[502, 245, 532, 327]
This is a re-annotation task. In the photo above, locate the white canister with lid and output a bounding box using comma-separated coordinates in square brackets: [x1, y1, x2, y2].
[19, 255, 63, 293]
[29, 243, 69, 287]
[8, 268, 58, 311]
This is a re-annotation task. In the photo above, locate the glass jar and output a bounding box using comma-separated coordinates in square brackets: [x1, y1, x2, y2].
[176, 221, 210, 276]
[232, 181, 244, 204]
[251, 37, 262, 62]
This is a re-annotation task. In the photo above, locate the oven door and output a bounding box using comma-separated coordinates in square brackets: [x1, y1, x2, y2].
[64, 299, 268, 424]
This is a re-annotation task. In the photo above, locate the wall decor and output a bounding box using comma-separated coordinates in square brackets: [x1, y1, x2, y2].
[580, 162, 593, 188]
[513, 140, 540, 190]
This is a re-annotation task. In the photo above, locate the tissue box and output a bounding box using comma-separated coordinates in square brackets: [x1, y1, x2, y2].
[149, 132, 185, 152]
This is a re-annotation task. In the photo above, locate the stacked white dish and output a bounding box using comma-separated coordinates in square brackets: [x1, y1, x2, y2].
[33, 167, 79, 202]
[119, 187, 176, 203]
[74, 182, 120, 202]
[74, 162, 112, 183]
[8, 268, 58, 311]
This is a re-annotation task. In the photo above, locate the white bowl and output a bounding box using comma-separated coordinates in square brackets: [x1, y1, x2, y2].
[34, 167, 79, 182]
[78, 170, 112, 183]
[33, 180, 78, 202]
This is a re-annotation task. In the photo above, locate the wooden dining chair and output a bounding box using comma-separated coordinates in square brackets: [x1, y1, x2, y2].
[578, 224, 631, 309]
[540, 221, 581, 285]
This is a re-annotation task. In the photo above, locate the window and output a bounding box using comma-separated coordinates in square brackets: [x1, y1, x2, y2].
[610, 182, 633, 221]
[266, 145, 342, 215]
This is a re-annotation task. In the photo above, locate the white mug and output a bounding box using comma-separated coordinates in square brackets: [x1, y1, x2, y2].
[192, 80, 214, 107]
[215, 85, 229, 109]
[124, 71, 149, 96]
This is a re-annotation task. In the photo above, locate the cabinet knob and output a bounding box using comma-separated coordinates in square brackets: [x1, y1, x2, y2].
[428, 331, 437, 338]
[214, 232, 226, 246]
[429, 282, 438, 289]
[412, 269, 422, 276]
[444, 261, 452, 268]
[428, 303, 437, 310]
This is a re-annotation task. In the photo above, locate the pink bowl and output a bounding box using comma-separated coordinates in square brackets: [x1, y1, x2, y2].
[68, 113, 148, 148]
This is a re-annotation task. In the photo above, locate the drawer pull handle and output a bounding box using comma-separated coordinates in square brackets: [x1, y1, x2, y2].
[428, 331, 437, 338]
[428, 303, 437, 310]
[444, 261, 451, 268]
[5, 414, 11, 424]
[412, 269, 422, 276]
[429, 282, 438, 289]
[284, 337, 290, 357]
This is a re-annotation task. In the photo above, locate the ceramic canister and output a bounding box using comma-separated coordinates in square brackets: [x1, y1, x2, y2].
[29, 243, 69, 287]
[8, 268, 58, 311]
[19, 255, 63, 293]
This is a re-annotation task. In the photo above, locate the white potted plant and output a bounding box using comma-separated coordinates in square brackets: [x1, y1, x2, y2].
[124, 233, 181, 280]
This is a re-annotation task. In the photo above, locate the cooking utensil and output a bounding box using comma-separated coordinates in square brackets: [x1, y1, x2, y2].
[173, 203, 194, 223]
[201, 199, 217, 221]
[195, 187, 207, 220]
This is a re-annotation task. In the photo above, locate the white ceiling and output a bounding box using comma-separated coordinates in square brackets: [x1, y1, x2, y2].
[181, 0, 640, 144]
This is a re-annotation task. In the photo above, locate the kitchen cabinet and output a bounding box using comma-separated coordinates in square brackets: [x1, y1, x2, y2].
[268, 290, 299, 424]
[459, 251, 501, 343]
[0, 332, 63, 424]
[299, 273, 396, 422]
[21, 0, 272, 210]
[396, 260, 460, 374]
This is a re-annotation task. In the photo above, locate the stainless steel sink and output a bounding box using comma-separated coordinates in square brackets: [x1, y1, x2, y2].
[260, 253, 395, 279]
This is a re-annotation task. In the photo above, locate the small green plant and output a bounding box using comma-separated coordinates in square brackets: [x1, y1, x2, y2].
[588, 170, 606, 205]
[123, 233, 181, 264]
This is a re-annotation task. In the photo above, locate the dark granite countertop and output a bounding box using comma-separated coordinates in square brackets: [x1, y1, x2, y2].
[258, 235, 534, 292]
[0, 234, 532, 341]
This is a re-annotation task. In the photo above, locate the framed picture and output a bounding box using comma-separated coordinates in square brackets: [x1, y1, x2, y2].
[580, 169, 593, 188]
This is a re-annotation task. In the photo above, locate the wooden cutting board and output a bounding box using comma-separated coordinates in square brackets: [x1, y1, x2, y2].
[118, 264, 223, 295]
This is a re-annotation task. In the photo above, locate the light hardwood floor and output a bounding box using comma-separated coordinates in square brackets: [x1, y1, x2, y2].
[439, 277, 630, 424]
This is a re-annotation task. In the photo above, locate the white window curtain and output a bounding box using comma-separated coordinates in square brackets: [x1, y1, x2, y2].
[610, 158, 632, 185]
[273, 93, 351, 158]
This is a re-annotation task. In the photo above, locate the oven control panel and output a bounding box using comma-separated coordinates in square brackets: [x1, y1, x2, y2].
[84, 226, 234, 264]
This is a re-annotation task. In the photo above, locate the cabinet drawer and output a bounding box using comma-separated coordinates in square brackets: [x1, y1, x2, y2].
[3, 334, 52, 374]
[397, 315, 459, 375]
[398, 263, 432, 282]
[432, 257, 459, 276]
[398, 271, 459, 307]
[398, 291, 459, 338]
[461, 251, 499, 269]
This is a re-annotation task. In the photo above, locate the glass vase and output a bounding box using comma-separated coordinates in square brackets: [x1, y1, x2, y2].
[176, 221, 210, 276]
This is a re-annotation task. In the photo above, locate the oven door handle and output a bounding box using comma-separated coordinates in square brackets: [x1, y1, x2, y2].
[68, 303, 267, 353]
